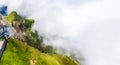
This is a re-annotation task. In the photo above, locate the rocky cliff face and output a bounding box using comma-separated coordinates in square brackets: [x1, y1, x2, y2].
[0, 14, 9, 25]
[0, 14, 24, 41]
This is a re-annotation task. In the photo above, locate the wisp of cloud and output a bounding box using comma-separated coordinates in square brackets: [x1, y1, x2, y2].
[1, 0, 120, 65]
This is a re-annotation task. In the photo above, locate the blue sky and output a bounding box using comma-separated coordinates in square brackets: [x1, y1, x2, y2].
[0, 6, 7, 16]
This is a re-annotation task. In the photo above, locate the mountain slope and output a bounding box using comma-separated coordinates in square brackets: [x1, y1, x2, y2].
[0, 39, 78, 65]
[0, 11, 78, 65]
[5, 11, 56, 54]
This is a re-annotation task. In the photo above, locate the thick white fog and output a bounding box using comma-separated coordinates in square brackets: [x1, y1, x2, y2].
[1, 0, 120, 65]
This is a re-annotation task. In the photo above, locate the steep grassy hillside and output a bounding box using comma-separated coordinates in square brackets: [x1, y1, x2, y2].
[5, 11, 56, 54]
[0, 39, 78, 65]
[0, 11, 79, 65]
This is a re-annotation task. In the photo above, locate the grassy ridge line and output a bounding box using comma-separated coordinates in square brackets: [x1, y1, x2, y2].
[5, 11, 34, 29]
[0, 39, 78, 65]
[5, 11, 23, 23]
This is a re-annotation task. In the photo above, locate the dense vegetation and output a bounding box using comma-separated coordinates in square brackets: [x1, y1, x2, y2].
[0, 39, 78, 65]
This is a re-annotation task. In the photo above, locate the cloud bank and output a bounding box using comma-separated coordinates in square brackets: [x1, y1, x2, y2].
[1, 0, 120, 65]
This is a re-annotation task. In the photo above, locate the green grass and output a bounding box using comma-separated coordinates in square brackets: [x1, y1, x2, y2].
[5, 11, 34, 25]
[5, 11, 23, 23]
[5, 11, 34, 30]
[0, 39, 78, 65]
[23, 19, 34, 28]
